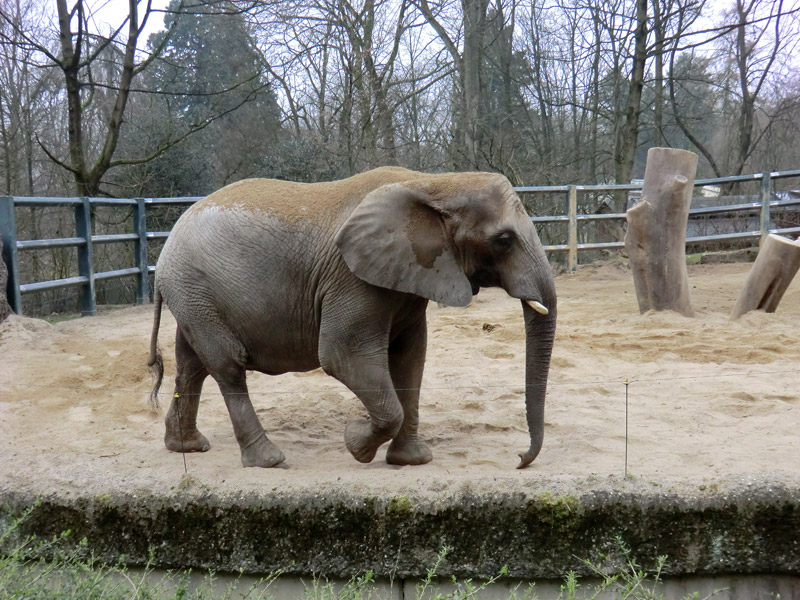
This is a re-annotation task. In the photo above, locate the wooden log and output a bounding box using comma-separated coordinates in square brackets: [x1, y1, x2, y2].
[0, 237, 11, 323]
[624, 147, 698, 317]
[730, 233, 800, 319]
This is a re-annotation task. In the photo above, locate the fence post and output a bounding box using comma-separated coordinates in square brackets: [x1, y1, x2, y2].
[568, 185, 578, 273]
[75, 197, 97, 316]
[134, 198, 149, 304]
[759, 172, 772, 246]
[0, 196, 22, 314]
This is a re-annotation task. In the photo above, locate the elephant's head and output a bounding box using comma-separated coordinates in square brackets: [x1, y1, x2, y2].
[335, 171, 557, 468]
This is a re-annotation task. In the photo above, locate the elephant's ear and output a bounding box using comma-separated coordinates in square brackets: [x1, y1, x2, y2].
[335, 183, 472, 306]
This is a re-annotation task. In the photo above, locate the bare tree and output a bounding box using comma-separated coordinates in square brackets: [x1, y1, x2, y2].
[728, 0, 797, 175]
[252, 0, 446, 175]
[0, 0, 59, 195]
[413, 0, 486, 168]
[1, 0, 272, 197]
[0, 0, 180, 195]
[609, 0, 647, 210]
[669, 0, 800, 177]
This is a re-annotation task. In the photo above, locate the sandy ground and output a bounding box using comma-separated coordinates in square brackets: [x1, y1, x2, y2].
[1, 261, 799, 500]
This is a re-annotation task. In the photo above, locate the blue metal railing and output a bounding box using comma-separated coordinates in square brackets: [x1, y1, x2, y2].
[2, 169, 799, 317]
[0, 196, 200, 316]
[518, 169, 800, 271]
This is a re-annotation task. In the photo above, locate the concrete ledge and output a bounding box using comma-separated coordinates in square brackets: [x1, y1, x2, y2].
[2, 479, 799, 581]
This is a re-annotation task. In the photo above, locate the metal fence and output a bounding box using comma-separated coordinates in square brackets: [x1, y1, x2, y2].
[0, 196, 199, 316]
[2, 169, 800, 317]
[517, 169, 800, 273]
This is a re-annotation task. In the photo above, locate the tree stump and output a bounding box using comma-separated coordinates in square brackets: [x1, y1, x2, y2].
[730, 234, 800, 319]
[624, 147, 698, 317]
[0, 237, 11, 323]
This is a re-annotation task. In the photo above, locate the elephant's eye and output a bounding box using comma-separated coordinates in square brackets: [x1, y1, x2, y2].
[491, 231, 515, 252]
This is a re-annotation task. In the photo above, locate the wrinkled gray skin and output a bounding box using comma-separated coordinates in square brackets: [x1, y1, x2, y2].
[148, 167, 557, 469]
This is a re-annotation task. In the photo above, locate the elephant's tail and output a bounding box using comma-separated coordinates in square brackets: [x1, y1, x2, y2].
[147, 286, 164, 413]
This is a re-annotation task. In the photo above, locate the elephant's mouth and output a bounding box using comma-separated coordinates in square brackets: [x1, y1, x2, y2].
[468, 268, 500, 295]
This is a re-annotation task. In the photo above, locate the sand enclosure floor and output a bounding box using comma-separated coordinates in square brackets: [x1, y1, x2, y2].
[1, 261, 799, 499]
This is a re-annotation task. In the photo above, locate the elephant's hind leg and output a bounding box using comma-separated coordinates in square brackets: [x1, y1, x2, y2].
[173, 321, 284, 468]
[165, 327, 211, 453]
[214, 368, 285, 468]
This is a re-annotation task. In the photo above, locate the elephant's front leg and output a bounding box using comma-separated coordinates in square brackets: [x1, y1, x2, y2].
[385, 320, 432, 466]
[340, 359, 405, 463]
[319, 307, 404, 464]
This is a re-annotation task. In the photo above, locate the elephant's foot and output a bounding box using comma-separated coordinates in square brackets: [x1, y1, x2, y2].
[344, 419, 386, 463]
[386, 437, 432, 466]
[240, 435, 285, 468]
[165, 429, 211, 453]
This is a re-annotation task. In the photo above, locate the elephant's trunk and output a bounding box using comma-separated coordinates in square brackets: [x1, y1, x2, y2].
[517, 294, 557, 469]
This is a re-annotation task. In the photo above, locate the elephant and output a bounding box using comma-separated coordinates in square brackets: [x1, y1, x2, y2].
[147, 166, 557, 469]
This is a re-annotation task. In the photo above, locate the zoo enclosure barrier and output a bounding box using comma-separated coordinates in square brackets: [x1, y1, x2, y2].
[518, 169, 800, 273]
[1, 169, 800, 317]
[0, 196, 200, 317]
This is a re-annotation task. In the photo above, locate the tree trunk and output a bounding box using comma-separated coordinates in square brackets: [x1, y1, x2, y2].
[589, 8, 601, 181]
[339, 63, 355, 175]
[461, 0, 488, 169]
[416, 0, 467, 168]
[730, 234, 800, 319]
[612, 0, 648, 212]
[625, 147, 697, 317]
[652, 0, 664, 147]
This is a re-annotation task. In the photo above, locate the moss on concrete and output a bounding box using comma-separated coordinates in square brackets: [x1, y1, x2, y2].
[1, 483, 799, 580]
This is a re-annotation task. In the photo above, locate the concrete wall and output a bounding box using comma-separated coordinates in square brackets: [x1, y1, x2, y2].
[2, 480, 799, 594]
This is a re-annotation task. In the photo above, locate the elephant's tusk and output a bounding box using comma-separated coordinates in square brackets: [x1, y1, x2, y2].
[524, 299, 549, 315]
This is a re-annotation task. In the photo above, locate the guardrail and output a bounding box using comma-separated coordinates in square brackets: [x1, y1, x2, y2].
[1, 169, 799, 317]
[0, 196, 200, 316]
[517, 169, 800, 272]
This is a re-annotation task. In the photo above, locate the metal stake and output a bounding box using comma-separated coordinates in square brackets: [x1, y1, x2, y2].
[175, 392, 188, 474]
[624, 378, 630, 478]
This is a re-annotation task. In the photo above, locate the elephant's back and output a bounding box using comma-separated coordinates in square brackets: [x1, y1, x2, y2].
[198, 178, 332, 224]
[191, 166, 420, 225]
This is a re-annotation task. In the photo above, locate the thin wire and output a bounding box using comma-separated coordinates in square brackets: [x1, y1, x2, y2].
[9, 367, 795, 398]
[549, 367, 800, 387]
